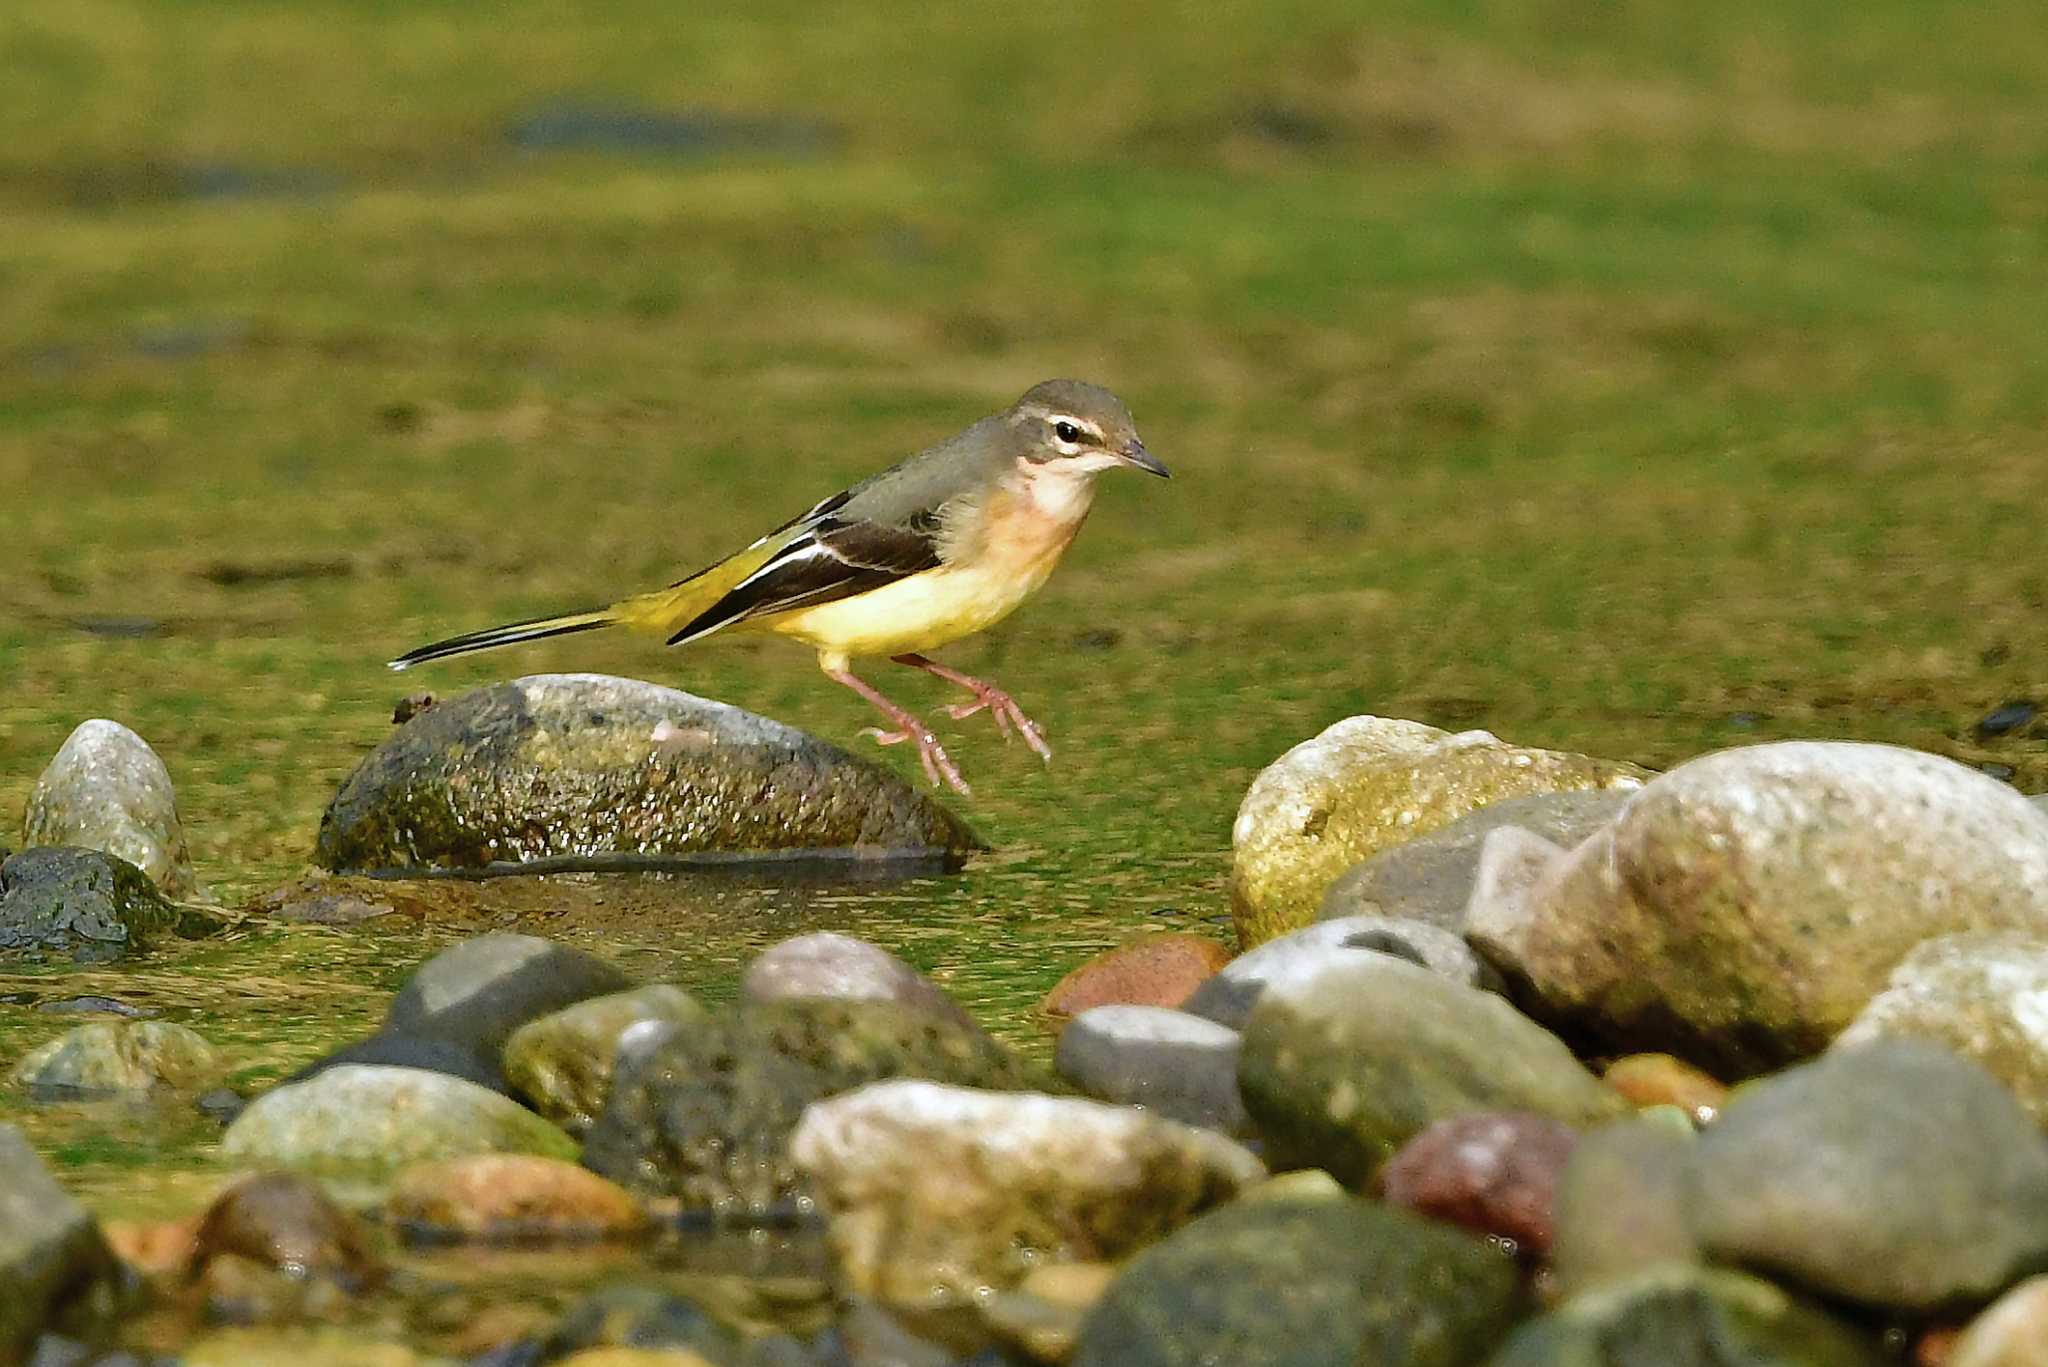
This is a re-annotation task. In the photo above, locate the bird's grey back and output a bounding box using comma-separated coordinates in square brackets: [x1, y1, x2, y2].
[834, 414, 1017, 529]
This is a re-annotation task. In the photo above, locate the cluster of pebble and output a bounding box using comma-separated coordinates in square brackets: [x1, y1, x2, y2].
[5, 682, 2048, 1367]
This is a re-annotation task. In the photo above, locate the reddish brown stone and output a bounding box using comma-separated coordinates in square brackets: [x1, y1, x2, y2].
[1916, 1326, 1960, 1367]
[387, 1154, 648, 1242]
[1603, 1053, 1728, 1124]
[190, 1171, 384, 1291]
[1040, 935, 1233, 1020]
[104, 1214, 201, 1279]
[1377, 1111, 1579, 1257]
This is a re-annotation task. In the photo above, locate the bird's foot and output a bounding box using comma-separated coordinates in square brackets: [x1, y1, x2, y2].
[891, 654, 1051, 762]
[858, 724, 971, 796]
[944, 687, 1052, 762]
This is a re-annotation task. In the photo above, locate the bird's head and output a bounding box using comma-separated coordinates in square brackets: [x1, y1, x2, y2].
[1006, 379, 1168, 479]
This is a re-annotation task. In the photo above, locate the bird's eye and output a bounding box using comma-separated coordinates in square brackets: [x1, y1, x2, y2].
[1053, 420, 1082, 444]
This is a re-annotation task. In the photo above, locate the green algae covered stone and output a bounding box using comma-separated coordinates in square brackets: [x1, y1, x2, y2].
[582, 997, 1037, 1218]
[1237, 955, 1625, 1186]
[1230, 716, 1646, 949]
[0, 847, 215, 962]
[315, 673, 981, 872]
[1489, 1266, 1880, 1367]
[1074, 1195, 1523, 1367]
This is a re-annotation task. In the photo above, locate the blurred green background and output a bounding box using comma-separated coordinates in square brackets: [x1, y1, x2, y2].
[2, 0, 2046, 1068]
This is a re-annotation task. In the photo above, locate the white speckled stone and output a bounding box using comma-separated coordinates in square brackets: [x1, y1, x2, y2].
[224, 1065, 577, 1170]
[1470, 742, 2048, 1073]
[790, 1080, 1263, 1309]
[1834, 931, 2048, 1125]
[1229, 715, 1644, 947]
[1185, 915, 1498, 1031]
[25, 719, 205, 898]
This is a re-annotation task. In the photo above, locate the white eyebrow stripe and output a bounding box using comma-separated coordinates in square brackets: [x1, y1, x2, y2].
[1049, 413, 1107, 444]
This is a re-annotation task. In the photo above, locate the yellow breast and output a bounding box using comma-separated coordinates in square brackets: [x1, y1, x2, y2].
[765, 471, 1090, 661]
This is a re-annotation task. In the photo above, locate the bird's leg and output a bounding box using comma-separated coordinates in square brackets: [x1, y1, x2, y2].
[890, 653, 1053, 762]
[825, 665, 971, 796]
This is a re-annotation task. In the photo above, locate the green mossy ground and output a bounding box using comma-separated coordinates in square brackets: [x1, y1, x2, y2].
[1, 0, 2044, 1237]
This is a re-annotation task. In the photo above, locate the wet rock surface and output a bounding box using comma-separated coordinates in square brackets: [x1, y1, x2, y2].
[1184, 914, 1497, 1030]
[582, 998, 1034, 1217]
[222, 1065, 579, 1171]
[9, 1021, 224, 1100]
[1072, 1195, 1523, 1367]
[1228, 715, 1647, 947]
[1688, 1040, 2048, 1310]
[503, 985, 710, 1135]
[1468, 741, 2048, 1072]
[1038, 935, 1232, 1019]
[1315, 789, 1632, 932]
[24, 719, 207, 899]
[791, 1080, 1264, 1308]
[314, 674, 982, 871]
[1054, 1005, 1248, 1132]
[1489, 1266, 1881, 1367]
[1236, 956, 1624, 1185]
[740, 932, 973, 1026]
[0, 1125, 124, 1360]
[0, 847, 209, 962]
[1832, 930, 2048, 1124]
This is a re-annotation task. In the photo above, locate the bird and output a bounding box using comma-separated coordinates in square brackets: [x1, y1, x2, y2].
[388, 379, 1168, 796]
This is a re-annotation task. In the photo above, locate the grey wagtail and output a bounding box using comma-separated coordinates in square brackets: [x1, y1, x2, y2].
[389, 379, 1167, 795]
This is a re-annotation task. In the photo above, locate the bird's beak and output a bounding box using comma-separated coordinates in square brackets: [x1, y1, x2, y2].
[1119, 437, 1170, 478]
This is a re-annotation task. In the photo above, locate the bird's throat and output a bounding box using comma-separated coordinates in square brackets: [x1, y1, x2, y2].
[1009, 455, 1101, 527]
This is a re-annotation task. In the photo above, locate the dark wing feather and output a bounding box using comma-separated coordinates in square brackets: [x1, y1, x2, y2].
[666, 514, 943, 644]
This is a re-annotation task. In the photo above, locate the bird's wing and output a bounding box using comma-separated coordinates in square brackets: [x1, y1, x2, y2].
[661, 503, 945, 645]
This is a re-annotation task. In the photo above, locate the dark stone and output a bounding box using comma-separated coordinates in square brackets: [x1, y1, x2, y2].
[315, 674, 980, 873]
[1976, 700, 2039, 738]
[583, 998, 1034, 1219]
[0, 1126, 126, 1360]
[195, 1088, 246, 1125]
[0, 848, 216, 963]
[506, 103, 839, 159]
[383, 933, 631, 1057]
[1054, 1006, 1248, 1133]
[290, 1033, 507, 1093]
[1072, 1196, 1523, 1367]
[292, 933, 631, 1093]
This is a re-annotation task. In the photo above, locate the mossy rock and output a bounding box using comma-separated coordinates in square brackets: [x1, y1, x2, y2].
[582, 997, 1037, 1218]
[315, 673, 982, 872]
[1230, 716, 1646, 948]
[0, 847, 217, 962]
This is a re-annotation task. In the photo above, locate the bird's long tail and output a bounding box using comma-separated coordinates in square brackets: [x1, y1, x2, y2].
[387, 609, 618, 671]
